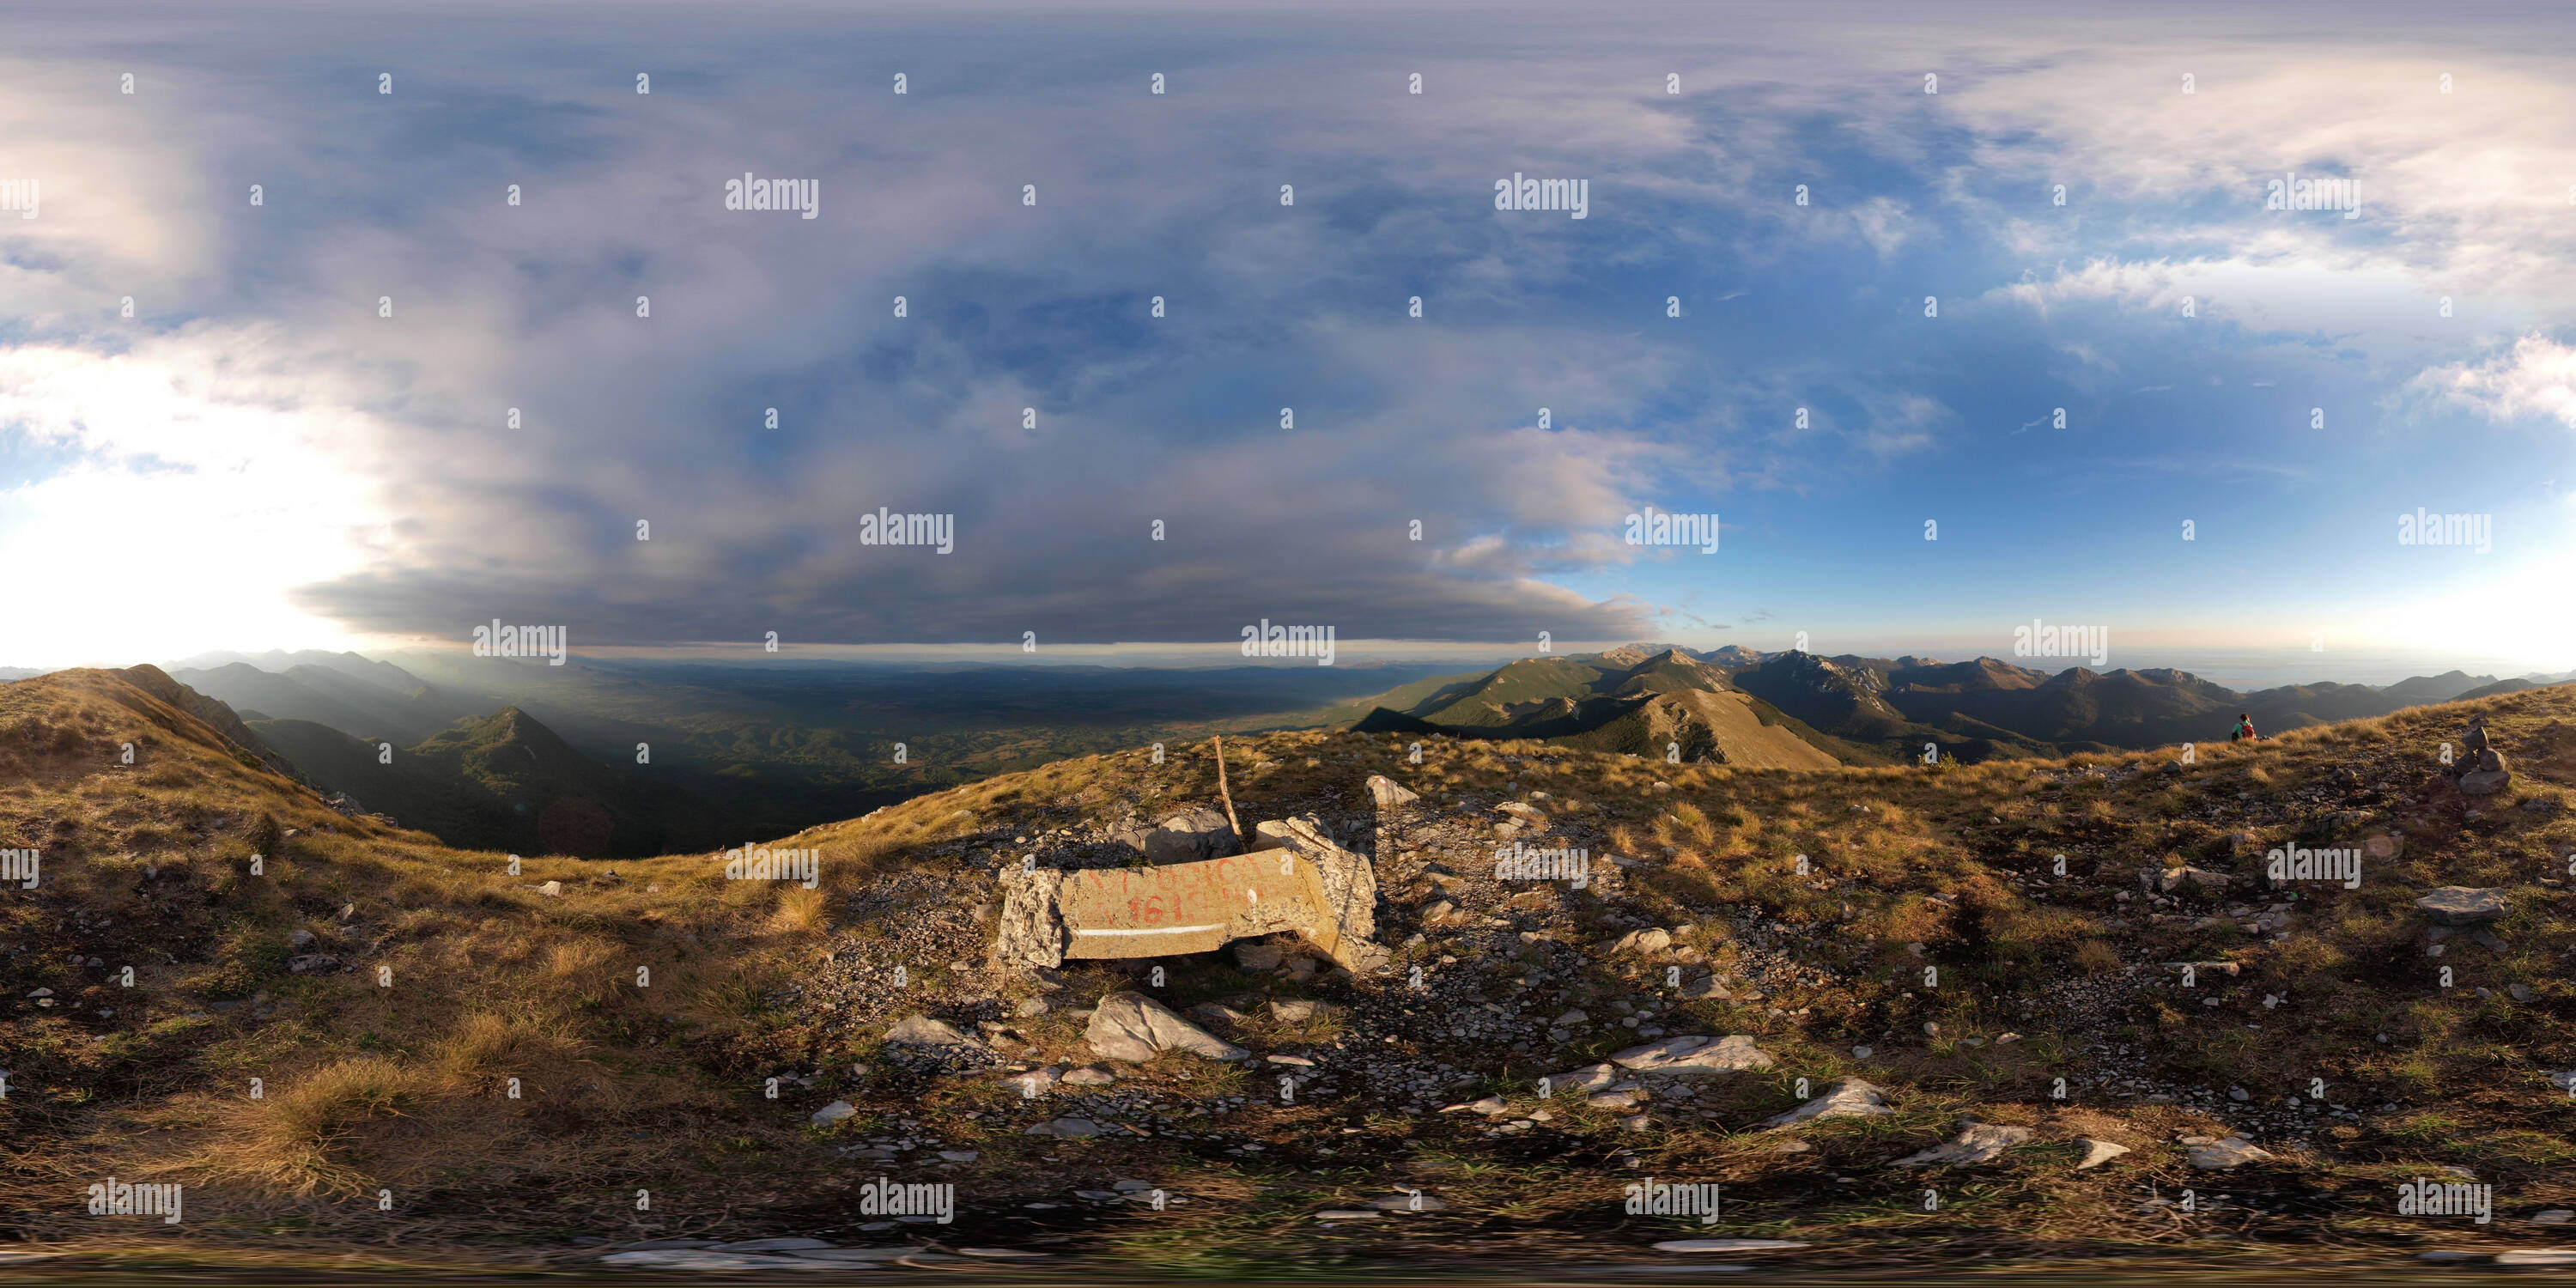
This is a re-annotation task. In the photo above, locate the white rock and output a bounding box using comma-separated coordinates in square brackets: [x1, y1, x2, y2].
[1892, 1121, 2032, 1166]
[885, 1015, 982, 1048]
[2184, 1137, 2274, 1170]
[1085, 992, 1249, 1062]
[2497, 1250, 2576, 1267]
[538, 880, 562, 897]
[1759, 1079, 1893, 1129]
[1366, 775, 1421, 808]
[2075, 1139, 2132, 1170]
[810, 1100, 857, 1126]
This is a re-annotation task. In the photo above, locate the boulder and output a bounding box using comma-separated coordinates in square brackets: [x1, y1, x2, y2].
[1365, 775, 1421, 808]
[1144, 808, 1241, 865]
[1892, 1121, 2032, 1166]
[1084, 991, 1249, 1063]
[1758, 1078, 1893, 1129]
[2416, 887, 2511, 926]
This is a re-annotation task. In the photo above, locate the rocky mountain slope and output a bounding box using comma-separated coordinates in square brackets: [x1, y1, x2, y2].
[2, 666, 2573, 1275]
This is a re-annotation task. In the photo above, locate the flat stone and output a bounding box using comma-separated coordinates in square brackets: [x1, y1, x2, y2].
[1086, 991, 1249, 1063]
[2496, 1250, 2576, 1267]
[2459, 769, 2511, 796]
[1024, 1117, 1102, 1138]
[1621, 1035, 1776, 1077]
[1060, 1066, 1116, 1086]
[2416, 887, 2510, 926]
[2184, 1137, 2274, 1169]
[810, 1101, 857, 1126]
[1270, 998, 1340, 1023]
[1540, 1063, 1624, 1094]
[885, 1015, 983, 1048]
[1001, 1066, 1061, 1097]
[598, 1251, 842, 1271]
[1759, 1079, 1893, 1129]
[1651, 1239, 1808, 1252]
[1234, 941, 1285, 971]
[1892, 1121, 2032, 1166]
[2075, 1139, 2132, 1170]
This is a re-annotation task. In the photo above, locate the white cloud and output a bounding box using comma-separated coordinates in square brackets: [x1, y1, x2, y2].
[2418, 333, 2576, 431]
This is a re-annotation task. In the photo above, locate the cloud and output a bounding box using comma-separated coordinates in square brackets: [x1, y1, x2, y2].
[2418, 333, 2576, 432]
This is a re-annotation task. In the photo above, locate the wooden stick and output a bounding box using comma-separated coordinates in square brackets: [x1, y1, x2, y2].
[1213, 736, 1246, 849]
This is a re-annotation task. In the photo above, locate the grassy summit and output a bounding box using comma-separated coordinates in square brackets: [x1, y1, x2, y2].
[1, 665, 2572, 1273]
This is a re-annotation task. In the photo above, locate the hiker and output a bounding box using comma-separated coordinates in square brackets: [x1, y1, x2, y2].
[2230, 713, 2258, 743]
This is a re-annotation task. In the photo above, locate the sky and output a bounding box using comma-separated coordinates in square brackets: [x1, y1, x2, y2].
[3, 0, 2573, 677]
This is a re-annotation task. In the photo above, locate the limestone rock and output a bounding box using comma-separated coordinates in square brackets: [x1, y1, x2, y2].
[2416, 887, 2511, 926]
[1144, 808, 1241, 865]
[886, 1015, 982, 1048]
[989, 865, 1068, 969]
[1759, 1078, 1893, 1128]
[1892, 1121, 2031, 1166]
[810, 1100, 857, 1126]
[1650, 1238, 1808, 1252]
[1541, 1063, 1623, 1094]
[2184, 1137, 2274, 1169]
[1023, 1117, 1103, 1138]
[1269, 998, 1341, 1023]
[2075, 1139, 2132, 1170]
[2152, 866, 2232, 895]
[1610, 1035, 1776, 1076]
[1085, 991, 1248, 1062]
[1614, 927, 1674, 956]
[1365, 775, 1421, 808]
